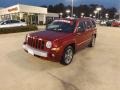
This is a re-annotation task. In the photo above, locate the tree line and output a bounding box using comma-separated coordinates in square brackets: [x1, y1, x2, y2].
[42, 3, 118, 19]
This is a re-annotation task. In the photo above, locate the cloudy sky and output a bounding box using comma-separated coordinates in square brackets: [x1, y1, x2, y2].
[0, 0, 120, 9]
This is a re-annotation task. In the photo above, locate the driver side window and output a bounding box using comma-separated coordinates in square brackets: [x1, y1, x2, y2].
[78, 22, 86, 32]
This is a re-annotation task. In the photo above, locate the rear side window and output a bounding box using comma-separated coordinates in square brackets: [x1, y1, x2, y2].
[86, 21, 92, 29]
[78, 22, 86, 32]
[91, 20, 96, 27]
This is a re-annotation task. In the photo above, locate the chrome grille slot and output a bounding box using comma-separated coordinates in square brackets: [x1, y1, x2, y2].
[31, 38, 33, 46]
[28, 37, 32, 46]
[36, 39, 39, 48]
[28, 37, 30, 46]
[34, 38, 37, 48]
[27, 37, 45, 50]
[38, 40, 41, 49]
[41, 41, 45, 49]
[32, 38, 34, 47]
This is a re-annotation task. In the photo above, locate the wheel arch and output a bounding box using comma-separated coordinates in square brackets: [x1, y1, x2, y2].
[63, 43, 76, 54]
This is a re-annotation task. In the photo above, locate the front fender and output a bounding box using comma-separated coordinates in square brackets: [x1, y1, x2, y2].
[60, 39, 76, 54]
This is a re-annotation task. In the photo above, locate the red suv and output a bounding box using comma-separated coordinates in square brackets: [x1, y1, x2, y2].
[23, 18, 97, 65]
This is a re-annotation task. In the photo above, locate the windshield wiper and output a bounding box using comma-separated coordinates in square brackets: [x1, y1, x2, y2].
[47, 28, 63, 32]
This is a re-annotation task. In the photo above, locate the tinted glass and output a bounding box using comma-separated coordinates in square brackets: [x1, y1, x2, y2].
[11, 20, 20, 23]
[47, 20, 76, 33]
[5, 20, 11, 24]
[78, 22, 86, 32]
[86, 21, 92, 28]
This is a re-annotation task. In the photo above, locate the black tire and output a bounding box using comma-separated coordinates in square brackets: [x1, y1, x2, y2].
[88, 35, 96, 47]
[60, 46, 74, 65]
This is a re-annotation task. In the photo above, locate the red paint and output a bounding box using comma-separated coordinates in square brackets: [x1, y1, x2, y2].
[23, 18, 97, 62]
[112, 21, 120, 27]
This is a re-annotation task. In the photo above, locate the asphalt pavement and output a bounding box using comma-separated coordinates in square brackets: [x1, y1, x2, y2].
[0, 26, 120, 90]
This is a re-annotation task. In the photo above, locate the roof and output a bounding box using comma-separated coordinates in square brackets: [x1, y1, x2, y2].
[0, 4, 47, 15]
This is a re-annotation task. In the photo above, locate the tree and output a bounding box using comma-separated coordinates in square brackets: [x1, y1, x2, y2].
[54, 3, 65, 13]
[48, 5, 54, 12]
[46, 3, 117, 19]
[106, 8, 117, 19]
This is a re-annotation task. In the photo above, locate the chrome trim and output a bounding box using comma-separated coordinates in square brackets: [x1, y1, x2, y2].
[23, 44, 48, 57]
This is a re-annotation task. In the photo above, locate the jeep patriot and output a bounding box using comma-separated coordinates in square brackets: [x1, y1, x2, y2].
[23, 18, 97, 65]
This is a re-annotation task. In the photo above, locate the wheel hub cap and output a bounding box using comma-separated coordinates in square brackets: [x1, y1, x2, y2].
[65, 49, 73, 64]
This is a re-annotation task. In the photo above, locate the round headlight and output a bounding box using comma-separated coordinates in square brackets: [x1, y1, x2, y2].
[46, 41, 52, 48]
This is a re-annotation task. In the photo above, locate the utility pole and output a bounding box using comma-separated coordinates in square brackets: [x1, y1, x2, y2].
[72, 0, 73, 17]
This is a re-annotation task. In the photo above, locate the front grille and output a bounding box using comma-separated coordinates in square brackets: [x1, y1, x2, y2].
[27, 37, 45, 50]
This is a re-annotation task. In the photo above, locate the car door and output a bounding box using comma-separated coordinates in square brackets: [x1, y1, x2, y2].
[76, 20, 88, 49]
[84, 20, 93, 43]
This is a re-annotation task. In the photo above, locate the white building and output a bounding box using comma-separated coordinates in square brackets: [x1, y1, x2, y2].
[0, 7, 3, 21]
[0, 4, 59, 24]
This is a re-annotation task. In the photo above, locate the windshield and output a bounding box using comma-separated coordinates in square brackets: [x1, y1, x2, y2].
[46, 20, 76, 33]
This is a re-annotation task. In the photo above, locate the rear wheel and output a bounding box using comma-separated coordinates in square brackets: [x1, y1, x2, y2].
[61, 46, 74, 65]
[88, 35, 96, 47]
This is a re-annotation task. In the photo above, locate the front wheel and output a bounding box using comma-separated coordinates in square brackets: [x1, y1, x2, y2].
[61, 46, 74, 65]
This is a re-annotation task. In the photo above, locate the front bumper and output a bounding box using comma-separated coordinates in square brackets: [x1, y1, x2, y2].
[23, 44, 62, 61]
[23, 44, 48, 58]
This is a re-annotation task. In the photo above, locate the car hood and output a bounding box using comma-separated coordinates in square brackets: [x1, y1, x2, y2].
[30, 30, 72, 41]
